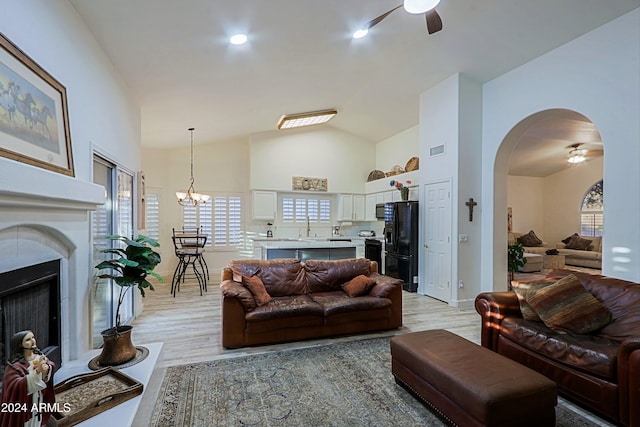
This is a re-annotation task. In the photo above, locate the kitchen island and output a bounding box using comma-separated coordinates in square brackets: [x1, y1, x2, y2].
[253, 238, 357, 261]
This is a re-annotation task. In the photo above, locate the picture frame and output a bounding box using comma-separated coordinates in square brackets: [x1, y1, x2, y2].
[0, 32, 74, 176]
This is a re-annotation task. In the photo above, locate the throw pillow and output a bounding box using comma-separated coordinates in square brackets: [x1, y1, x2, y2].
[561, 233, 578, 244]
[565, 235, 593, 251]
[527, 274, 612, 334]
[517, 230, 543, 247]
[243, 275, 272, 306]
[512, 279, 556, 321]
[342, 275, 376, 297]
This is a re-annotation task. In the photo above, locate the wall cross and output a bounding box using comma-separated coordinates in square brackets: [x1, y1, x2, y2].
[465, 198, 478, 222]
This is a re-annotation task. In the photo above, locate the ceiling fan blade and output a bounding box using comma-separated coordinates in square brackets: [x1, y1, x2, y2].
[425, 9, 443, 34]
[366, 4, 403, 29]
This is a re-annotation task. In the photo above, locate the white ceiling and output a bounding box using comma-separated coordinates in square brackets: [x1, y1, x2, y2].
[70, 0, 636, 173]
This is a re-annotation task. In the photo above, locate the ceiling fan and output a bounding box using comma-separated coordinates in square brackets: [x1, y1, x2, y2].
[355, 0, 443, 38]
[566, 143, 603, 164]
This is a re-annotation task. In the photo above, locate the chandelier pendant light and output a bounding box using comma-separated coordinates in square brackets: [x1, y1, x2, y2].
[176, 127, 210, 206]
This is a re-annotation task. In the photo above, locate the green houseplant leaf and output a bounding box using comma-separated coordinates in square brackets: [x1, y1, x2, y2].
[95, 234, 163, 332]
[507, 242, 527, 289]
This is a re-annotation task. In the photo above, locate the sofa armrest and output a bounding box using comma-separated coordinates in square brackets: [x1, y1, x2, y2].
[368, 272, 403, 298]
[220, 279, 256, 312]
[475, 292, 522, 350]
[617, 338, 640, 426]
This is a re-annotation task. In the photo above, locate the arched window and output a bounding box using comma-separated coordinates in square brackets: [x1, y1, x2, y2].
[580, 180, 603, 236]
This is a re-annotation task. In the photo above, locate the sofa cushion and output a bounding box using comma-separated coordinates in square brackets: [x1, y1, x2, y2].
[229, 259, 308, 296]
[579, 275, 640, 341]
[500, 317, 618, 380]
[565, 235, 593, 250]
[245, 295, 323, 322]
[342, 274, 376, 297]
[220, 280, 257, 311]
[527, 274, 612, 334]
[309, 291, 391, 316]
[561, 233, 578, 244]
[304, 258, 371, 292]
[243, 275, 271, 306]
[517, 230, 543, 247]
[512, 278, 556, 321]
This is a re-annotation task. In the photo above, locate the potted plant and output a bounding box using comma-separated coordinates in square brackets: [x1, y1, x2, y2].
[507, 242, 527, 289]
[390, 179, 412, 201]
[94, 234, 163, 365]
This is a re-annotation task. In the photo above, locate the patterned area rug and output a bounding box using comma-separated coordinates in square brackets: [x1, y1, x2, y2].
[150, 337, 603, 426]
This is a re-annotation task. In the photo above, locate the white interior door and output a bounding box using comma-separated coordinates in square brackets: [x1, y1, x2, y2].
[421, 181, 452, 302]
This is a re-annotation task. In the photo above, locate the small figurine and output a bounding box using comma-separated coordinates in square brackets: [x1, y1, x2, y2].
[0, 330, 56, 427]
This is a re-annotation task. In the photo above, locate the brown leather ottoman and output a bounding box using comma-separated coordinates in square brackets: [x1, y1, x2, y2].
[391, 329, 557, 427]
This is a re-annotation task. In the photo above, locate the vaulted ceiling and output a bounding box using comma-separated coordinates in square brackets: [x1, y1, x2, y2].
[70, 0, 636, 175]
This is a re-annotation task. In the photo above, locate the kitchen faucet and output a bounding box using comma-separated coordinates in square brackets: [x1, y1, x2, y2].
[306, 216, 311, 237]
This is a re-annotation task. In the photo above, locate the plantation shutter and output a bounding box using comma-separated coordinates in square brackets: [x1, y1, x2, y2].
[295, 198, 306, 222]
[145, 192, 160, 240]
[183, 204, 197, 231]
[319, 199, 331, 223]
[282, 197, 294, 222]
[199, 201, 213, 246]
[228, 196, 242, 246]
[213, 197, 227, 247]
[307, 199, 319, 222]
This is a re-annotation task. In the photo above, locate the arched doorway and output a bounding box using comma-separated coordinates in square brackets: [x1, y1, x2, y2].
[493, 109, 604, 287]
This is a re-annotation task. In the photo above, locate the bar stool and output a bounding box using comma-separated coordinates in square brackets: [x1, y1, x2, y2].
[171, 228, 208, 297]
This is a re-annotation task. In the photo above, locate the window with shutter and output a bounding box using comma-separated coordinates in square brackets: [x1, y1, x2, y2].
[145, 192, 160, 241]
[580, 180, 603, 237]
[279, 194, 332, 224]
[182, 196, 213, 246]
[213, 194, 243, 248]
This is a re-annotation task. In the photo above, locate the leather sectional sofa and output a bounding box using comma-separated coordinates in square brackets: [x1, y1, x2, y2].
[475, 270, 640, 426]
[220, 258, 403, 348]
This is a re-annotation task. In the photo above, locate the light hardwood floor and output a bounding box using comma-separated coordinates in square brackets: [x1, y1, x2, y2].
[131, 278, 481, 368]
[131, 274, 612, 427]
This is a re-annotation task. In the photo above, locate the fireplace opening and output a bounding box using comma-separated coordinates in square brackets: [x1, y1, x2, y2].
[0, 260, 62, 388]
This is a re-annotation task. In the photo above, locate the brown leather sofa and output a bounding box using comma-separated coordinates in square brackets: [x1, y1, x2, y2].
[220, 258, 403, 348]
[475, 270, 640, 426]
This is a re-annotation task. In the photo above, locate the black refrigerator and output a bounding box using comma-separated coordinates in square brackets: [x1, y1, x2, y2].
[384, 201, 419, 292]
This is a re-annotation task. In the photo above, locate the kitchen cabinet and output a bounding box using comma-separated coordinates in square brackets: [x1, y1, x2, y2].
[338, 194, 365, 221]
[252, 190, 277, 220]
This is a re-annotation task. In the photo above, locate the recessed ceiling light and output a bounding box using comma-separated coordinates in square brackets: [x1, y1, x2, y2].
[277, 109, 338, 130]
[230, 33, 248, 45]
[353, 28, 369, 39]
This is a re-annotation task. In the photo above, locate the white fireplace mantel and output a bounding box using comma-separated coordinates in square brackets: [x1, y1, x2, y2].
[0, 159, 105, 210]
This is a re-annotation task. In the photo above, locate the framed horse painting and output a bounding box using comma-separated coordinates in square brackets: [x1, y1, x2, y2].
[0, 32, 74, 176]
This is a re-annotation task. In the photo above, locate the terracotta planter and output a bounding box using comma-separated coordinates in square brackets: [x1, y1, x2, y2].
[98, 325, 137, 366]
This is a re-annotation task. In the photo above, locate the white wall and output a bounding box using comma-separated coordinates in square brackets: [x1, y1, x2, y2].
[1, 0, 141, 357]
[482, 9, 640, 288]
[142, 137, 250, 278]
[250, 126, 375, 194]
[507, 176, 545, 236]
[419, 73, 483, 307]
[375, 126, 419, 172]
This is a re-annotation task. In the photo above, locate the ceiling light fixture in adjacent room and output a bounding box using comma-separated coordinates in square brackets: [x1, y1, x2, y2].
[567, 143, 588, 164]
[230, 33, 248, 45]
[176, 128, 210, 206]
[277, 109, 338, 130]
[404, 0, 440, 14]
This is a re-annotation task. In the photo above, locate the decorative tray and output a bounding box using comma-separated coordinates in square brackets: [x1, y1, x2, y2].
[52, 367, 143, 426]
